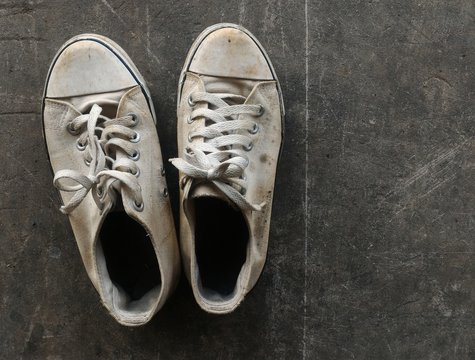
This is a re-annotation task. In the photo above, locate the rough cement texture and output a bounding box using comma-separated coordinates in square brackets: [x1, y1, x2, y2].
[0, 0, 474, 359]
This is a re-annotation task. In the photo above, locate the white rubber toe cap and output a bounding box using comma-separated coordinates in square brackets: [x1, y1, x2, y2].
[189, 27, 274, 80]
[46, 38, 137, 98]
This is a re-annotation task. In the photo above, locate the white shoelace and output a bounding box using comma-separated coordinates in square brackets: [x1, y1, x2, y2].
[53, 104, 143, 214]
[170, 91, 265, 212]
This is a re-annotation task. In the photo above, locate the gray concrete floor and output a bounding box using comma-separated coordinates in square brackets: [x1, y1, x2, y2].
[1, 0, 474, 359]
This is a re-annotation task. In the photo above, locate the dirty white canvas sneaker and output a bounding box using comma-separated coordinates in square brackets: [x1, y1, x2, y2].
[170, 24, 284, 313]
[42, 34, 180, 326]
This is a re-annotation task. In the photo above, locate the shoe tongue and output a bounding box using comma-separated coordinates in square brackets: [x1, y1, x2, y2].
[110, 198, 125, 213]
[190, 182, 236, 209]
[191, 182, 224, 199]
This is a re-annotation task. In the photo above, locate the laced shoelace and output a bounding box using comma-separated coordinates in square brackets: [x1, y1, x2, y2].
[53, 104, 143, 214]
[170, 91, 265, 212]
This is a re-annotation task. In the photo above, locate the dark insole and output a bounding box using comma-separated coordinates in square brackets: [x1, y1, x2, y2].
[195, 197, 249, 296]
[100, 212, 161, 300]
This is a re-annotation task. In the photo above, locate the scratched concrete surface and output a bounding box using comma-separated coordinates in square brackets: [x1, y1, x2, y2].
[0, 0, 474, 359]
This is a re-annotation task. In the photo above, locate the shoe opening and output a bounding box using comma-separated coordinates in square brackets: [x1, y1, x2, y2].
[194, 197, 249, 298]
[99, 211, 161, 301]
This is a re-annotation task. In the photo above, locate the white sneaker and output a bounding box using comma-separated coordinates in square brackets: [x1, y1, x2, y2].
[43, 34, 180, 326]
[170, 24, 284, 313]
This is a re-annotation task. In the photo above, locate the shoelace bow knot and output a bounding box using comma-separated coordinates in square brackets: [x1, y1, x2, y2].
[53, 104, 143, 214]
[170, 92, 265, 212]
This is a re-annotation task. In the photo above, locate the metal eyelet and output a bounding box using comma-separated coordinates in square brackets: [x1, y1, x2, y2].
[133, 201, 144, 212]
[240, 173, 247, 181]
[96, 186, 104, 198]
[84, 158, 91, 166]
[256, 104, 265, 117]
[180, 177, 186, 189]
[67, 123, 80, 135]
[129, 150, 140, 161]
[188, 93, 196, 107]
[162, 188, 168, 197]
[248, 123, 259, 134]
[76, 139, 87, 151]
[244, 142, 253, 151]
[131, 167, 140, 177]
[188, 133, 193, 143]
[130, 131, 141, 143]
[240, 187, 247, 195]
[128, 113, 138, 127]
[186, 115, 194, 124]
[161, 166, 166, 176]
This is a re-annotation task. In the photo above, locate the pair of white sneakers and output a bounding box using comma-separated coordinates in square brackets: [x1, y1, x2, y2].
[42, 23, 284, 326]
